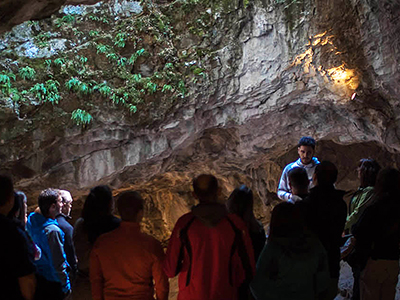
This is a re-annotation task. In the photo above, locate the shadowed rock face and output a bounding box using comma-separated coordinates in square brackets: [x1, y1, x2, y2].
[1, 0, 400, 242]
[0, 0, 104, 34]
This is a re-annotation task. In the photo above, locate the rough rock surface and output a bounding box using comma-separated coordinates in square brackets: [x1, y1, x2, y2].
[1, 0, 400, 243]
[1, 1, 400, 299]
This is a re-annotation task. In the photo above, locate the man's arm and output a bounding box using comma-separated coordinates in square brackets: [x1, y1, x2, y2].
[277, 165, 292, 201]
[18, 273, 36, 300]
[89, 246, 105, 300]
[47, 228, 70, 293]
[151, 241, 169, 300]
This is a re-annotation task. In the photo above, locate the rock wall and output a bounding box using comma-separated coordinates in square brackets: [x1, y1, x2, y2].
[1, 0, 400, 241]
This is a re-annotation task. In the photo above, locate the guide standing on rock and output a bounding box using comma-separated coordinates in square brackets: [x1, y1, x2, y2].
[277, 136, 320, 201]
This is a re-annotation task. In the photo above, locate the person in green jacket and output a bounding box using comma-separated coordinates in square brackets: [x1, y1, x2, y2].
[345, 158, 381, 234]
[344, 158, 380, 300]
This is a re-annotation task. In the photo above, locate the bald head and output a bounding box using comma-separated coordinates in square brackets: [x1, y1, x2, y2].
[60, 190, 73, 216]
[117, 191, 144, 222]
[193, 174, 219, 203]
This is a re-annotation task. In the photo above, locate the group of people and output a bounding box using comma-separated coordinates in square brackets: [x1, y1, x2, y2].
[1, 136, 399, 300]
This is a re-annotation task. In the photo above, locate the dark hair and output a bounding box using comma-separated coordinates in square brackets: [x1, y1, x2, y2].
[358, 158, 381, 188]
[0, 175, 14, 206]
[117, 191, 144, 221]
[297, 136, 316, 149]
[7, 191, 27, 223]
[38, 188, 60, 218]
[372, 168, 400, 203]
[82, 185, 113, 222]
[193, 174, 219, 202]
[288, 167, 309, 190]
[269, 202, 304, 239]
[82, 185, 115, 244]
[227, 185, 260, 233]
[314, 161, 338, 186]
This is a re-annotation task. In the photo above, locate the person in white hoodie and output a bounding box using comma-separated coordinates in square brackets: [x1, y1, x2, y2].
[277, 137, 320, 201]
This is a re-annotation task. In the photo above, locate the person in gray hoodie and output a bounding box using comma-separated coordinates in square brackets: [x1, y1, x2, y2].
[277, 136, 320, 201]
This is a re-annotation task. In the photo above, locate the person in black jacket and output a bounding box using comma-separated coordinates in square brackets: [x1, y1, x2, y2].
[352, 168, 400, 300]
[56, 190, 77, 283]
[302, 161, 347, 300]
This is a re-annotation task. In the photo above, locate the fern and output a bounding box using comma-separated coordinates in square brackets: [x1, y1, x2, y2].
[54, 58, 66, 67]
[0, 71, 16, 96]
[117, 57, 127, 67]
[96, 44, 112, 54]
[164, 62, 174, 70]
[19, 66, 36, 80]
[114, 32, 127, 48]
[88, 15, 100, 22]
[78, 56, 88, 64]
[65, 77, 92, 95]
[30, 79, 60, 104]
[127, 104, 137, 114]
[94, 83, 112, 97]
[44, 59, 52, 69]
[106, 53, 119, 62]
[145, 81, 157, 94]
[128, 48, 147, 65]
[71, 109, 92, 126]
[89, 30, 99, 37]
[177, 80, 187, 98]
[161, 84, 173, 92]
[55, 14, 76, 27]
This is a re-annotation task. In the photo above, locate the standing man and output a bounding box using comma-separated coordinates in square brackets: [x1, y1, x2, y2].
[302, 161, 347, 300]
[56, 190, 77, 281]
[277, 136, 320, 201]
[0, 175, 36, 300]
[27, 188, 71, 300]
[90, 191, 169, 300]
[164, 174, 255, 300]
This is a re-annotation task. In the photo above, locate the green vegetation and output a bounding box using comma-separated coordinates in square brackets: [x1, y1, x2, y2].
[0, 71, 16, 96]
[71, 109, 92, 126]
[55, 14, 76, 28]
[2, 0, 213, 127]
[30, 79, 60, 104]
[19, 66, 36, 80]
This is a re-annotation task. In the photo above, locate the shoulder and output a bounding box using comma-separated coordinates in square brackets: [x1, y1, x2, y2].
[174, 212, 195, 228]
[141, 232, 163, 251]
[94, 226, 118, 245]
[283, 161, 297, 172]
[226, 213, 246, 229]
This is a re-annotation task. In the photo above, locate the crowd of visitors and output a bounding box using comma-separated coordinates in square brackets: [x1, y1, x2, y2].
[1, 136, 400, 300]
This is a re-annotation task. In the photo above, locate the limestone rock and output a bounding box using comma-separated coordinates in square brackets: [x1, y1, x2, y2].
[0, 0, 400, 244]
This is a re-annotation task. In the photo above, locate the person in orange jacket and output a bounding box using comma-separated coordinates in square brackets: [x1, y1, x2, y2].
[90, 191, 169, 300]
[163, 174, 255, 300]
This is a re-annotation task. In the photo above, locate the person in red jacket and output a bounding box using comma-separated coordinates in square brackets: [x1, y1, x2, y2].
[164, 174, 255, 300]
[90, 191, 169, 300]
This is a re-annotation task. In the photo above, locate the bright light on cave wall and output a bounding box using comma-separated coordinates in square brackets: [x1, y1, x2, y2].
[291, 31, 359, 101]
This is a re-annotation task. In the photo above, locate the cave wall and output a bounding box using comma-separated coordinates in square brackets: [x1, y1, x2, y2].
[1, 0, 400, 241]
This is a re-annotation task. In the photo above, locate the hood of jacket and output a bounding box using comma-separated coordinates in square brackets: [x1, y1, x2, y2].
[191, 203, 228, 228]
[27, 212, 59, 233]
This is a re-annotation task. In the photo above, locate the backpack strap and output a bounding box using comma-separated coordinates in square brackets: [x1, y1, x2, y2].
[176, 216, 196, 286]
[226, 216, 254, 286]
